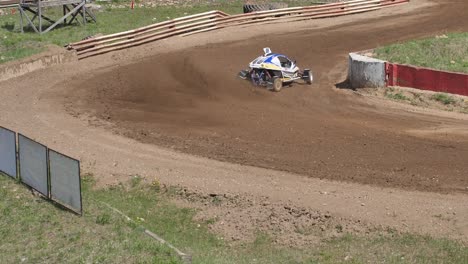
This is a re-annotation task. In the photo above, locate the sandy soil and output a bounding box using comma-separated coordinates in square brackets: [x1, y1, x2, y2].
[1, 0, 467, 245]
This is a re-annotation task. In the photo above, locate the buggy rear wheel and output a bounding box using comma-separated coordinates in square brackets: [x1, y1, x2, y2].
[271, 77, 282, 92]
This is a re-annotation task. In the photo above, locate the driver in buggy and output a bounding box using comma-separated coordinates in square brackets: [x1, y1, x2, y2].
[279, 56, 292, 69]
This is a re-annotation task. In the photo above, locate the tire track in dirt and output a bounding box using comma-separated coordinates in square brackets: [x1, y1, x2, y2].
[70, 0, 468, 193]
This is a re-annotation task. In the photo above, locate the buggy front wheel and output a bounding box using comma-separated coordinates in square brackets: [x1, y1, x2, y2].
[307, 72, 313, 84]
[303, 69, 313, 85]
[271, 77, 282, 92]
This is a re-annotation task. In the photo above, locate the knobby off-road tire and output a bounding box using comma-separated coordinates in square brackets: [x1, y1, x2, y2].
[269, 2, 288, 10]
[302, 69, 313, 85]
[243, 3, 288, 13]
[306, 71, 313, 85]
[271, 76, 283, 92]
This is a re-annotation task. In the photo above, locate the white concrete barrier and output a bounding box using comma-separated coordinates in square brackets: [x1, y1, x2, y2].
[348, 53, 386, 88]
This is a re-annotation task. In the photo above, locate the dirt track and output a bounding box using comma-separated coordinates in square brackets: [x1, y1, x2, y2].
[69, 0, 468, 193]
[1, 0, 468, 243]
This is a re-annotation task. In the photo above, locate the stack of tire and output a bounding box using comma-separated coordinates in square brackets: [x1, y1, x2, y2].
[243, 2, 289, 13]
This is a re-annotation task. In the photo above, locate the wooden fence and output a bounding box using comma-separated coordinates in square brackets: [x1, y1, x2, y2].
[68, 0, 410, 59]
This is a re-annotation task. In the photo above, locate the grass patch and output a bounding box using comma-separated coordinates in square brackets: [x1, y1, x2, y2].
[387, 92, 410, 101]
[431, 93, 457, 105]
[375, 32, 468, 73]
[0, 174, 180, 263]
[363, 87, 468, 114]
[316, 233, 468, 264]
[1, 173, 467, 263]
[385, 87, 411, 101]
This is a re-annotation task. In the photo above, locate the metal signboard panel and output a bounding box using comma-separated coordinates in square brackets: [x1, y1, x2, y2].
[18, 134, 48, 197]
[0, 127, 17, 178]
[49, 149, 82, 214]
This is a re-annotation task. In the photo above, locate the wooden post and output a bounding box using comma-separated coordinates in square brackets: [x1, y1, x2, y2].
[38, 0, 42, 33]
[63, 5, 66, 25]
[19, 6, 23, 33]
[82, 2, 85, 25]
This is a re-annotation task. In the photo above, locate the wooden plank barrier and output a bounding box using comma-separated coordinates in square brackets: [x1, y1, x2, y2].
[68, 0, 410, 59]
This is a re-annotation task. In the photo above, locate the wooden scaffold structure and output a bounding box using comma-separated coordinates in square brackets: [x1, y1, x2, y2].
[18, 0, 96, 33]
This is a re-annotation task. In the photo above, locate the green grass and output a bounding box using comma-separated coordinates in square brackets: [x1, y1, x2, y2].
[385, 87, 411, 101]
[0, 174, 181, 263]
[1, 173, 467, 263]
[0, 0, 327, 64]
[377, 87, 468, 114]
[431, 93, 457, 105]
[386, 92, 410, 101]
[375, 32, 468, 73]
[316, 233, 468, 264]
[0, 4, 240, 63]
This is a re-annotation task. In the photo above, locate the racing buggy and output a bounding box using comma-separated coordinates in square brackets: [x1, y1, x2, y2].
[239, 47, 313, 92]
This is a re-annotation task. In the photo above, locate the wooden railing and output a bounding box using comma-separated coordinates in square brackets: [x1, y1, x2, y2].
[68, 0, 410, 59]
[0, 0, 20, 7]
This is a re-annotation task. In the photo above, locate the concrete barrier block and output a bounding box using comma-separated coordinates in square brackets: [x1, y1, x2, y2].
[348, 53, 386, 88]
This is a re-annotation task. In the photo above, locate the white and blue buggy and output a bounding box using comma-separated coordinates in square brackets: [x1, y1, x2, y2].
[239, 48, 313, 92]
